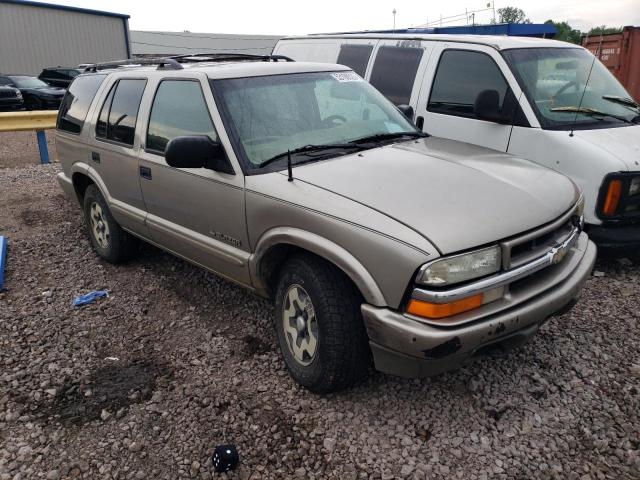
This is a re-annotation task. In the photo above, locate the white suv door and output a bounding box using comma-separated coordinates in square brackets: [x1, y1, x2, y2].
[415, 43, 527, 152]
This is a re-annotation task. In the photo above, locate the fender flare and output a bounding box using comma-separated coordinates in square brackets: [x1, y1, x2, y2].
[69, 162, 111, 204]
[249, 227, 388, 306]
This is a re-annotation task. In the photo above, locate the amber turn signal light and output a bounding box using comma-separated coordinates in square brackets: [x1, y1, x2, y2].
[602, 179, 622, 216]
[407, 294, 483, 319]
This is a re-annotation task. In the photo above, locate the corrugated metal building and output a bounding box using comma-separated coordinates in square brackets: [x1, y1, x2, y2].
[130, 30, 281, 57]
[0, 0, 130, 75]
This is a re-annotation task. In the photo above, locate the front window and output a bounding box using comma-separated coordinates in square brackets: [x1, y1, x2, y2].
[212, 71, 418, 172]
[10, 76, 49, 88]
[503, 48, 639, 130]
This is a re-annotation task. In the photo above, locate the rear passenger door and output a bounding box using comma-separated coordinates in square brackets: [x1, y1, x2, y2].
[366, 39, 434, 121]
[90, 76, 148, 233]
[137, 75, 250, 285]
[415, 44, 524, 152]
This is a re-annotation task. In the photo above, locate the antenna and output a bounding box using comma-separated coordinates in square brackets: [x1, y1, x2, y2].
[569, 55, 597, 138]
[287, 150, 293, 182]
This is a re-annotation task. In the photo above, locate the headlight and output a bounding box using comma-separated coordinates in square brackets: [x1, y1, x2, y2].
[630, 177, 640, 196]
[15, 91, 22, 98]
[417, 245, 501, 286]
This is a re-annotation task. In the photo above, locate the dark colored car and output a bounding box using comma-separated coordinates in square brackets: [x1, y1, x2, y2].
[0, 75, 65, 110]
[38, 67, 83, 88]
[0, 85, 24, 111]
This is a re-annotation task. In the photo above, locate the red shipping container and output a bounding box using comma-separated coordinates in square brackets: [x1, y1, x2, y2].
[582, 26, 640, 102]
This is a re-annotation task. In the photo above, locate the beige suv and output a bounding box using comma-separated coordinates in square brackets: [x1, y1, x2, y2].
[55, 54, 596, 392]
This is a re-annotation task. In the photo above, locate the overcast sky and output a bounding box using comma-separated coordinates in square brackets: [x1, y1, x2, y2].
[50, 0, 640, 35]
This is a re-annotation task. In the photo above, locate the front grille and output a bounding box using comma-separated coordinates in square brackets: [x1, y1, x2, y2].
[0, 89, 18, 99]
[500, 207, 576, 270]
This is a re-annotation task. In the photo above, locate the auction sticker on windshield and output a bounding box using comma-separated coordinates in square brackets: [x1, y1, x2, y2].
[331, 72, 362, 82]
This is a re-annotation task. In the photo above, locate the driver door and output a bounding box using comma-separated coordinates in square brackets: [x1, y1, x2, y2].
[415, 43, 523, 152]
[137, 74, 251, 285]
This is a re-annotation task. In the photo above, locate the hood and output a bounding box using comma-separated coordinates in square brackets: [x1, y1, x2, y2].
[575, 125, 640, 171]
[290, 137, 579, 254]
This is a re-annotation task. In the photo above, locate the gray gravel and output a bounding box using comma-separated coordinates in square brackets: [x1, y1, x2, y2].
[0, 131, 56, 169]
[0, 164, 639, 480]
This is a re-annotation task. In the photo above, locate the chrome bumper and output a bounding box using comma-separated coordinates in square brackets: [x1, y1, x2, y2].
[361, 235, 597, 378]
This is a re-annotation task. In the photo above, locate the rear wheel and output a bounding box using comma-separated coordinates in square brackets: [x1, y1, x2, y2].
[83, 185, 139, 263]
[274, 254, 370, 393]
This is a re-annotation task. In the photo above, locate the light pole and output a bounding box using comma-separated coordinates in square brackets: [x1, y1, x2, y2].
[392, 8, 397, 32]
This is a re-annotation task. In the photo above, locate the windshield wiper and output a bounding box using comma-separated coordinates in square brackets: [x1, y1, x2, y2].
[350, 131, 428, 145]
[602, 95, 639, 109]
[550, 106, 633, 124]
[257, 143, 364, 169]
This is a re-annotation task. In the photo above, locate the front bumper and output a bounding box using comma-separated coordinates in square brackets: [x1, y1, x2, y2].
[361, 235, 597, 378]
[0, 98, 24, 110]
[586, 222, 640, 256]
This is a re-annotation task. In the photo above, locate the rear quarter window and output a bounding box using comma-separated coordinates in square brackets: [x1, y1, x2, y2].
[57, 74, 107, 134]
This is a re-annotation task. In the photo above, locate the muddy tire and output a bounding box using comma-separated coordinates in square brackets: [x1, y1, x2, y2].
[83, 185, 139, 263]
[274, 253, 371, 393]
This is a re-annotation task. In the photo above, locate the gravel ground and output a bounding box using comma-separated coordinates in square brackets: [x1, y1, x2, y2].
[0, 132, 56, 169]
[0, 164, 639, 480]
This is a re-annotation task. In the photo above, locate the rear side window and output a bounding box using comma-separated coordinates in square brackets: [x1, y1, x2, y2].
[428, 50, 508, 118]
[95, 79, 146, 146]
[336, 44, 373, 77]
[146, 80, 217, 154]
[369, 46, 423, 105]
[57, 74, 106, 134]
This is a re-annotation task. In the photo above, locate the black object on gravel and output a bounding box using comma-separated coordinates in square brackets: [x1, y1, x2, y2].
[212, 444, 239, 472]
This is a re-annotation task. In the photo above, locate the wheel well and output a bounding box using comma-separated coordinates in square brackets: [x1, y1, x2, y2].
[259, 244, 364, 302]
[72, 173, 94, 204]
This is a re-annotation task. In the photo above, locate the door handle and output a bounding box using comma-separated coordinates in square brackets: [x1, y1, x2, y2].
[139, 166, 152, 180]
[415, 116, 424, 130]
[91, 151, 100, 163]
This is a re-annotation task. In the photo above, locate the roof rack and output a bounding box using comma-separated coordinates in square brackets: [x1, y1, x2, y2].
[83, 57, 183, 72]
[82, 53, 294, 72]
[171, 53, 294, 63]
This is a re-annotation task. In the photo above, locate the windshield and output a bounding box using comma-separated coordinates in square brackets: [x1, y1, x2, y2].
[211, 71, 418, 171]
[503, 48, 638, 130]
[10, 76, 49, 88]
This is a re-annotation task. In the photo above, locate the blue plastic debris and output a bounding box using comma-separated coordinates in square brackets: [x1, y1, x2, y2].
[73, 290, 108, 307]
[0, 236, 6, 291]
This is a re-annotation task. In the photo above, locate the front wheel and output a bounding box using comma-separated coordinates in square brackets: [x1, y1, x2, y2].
[83, 185, 140, 263]
[274, 254, 371, 393]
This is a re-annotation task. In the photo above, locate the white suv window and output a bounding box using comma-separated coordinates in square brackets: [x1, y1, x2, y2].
[428, 50, 508, 119]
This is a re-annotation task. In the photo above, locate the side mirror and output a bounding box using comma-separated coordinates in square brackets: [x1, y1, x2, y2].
[474, 89, 510, 124]
[165, 135, 234, 174]
[397, 104, 414, 121]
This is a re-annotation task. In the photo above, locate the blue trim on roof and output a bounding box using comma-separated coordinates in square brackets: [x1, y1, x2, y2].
[0, 0, 129, 19]
[333, 23, 557, 38]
